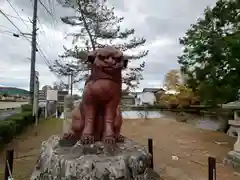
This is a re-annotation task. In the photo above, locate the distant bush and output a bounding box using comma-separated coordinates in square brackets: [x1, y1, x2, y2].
[21, 104, 32, 112]
[0, 106, 34, 146]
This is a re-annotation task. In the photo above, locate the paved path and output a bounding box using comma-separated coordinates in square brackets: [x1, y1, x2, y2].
[0, 101, 28, 109]
[0, 102, 27, 120]
[0, 109, 21, 120]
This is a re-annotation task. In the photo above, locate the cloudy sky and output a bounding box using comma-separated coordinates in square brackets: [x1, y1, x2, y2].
[0, 0, 217, 94]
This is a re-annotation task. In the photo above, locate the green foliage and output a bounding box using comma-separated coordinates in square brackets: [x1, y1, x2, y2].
[51, 0, 148, 90]
[0, 110, 34, 146]
[178, 0, 240, 106]
[2, 93, 8, 97]
[21, 104, 33, 112]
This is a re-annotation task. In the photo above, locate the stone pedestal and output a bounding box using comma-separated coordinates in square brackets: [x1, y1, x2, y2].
[227, 120, 240, 152]
[30, 135, 161, 180]
[224, 120, 240, 171]
[224, 151, 240, 172]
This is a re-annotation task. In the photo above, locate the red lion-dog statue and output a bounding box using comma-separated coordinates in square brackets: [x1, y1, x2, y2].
[62, 46, 128, 145]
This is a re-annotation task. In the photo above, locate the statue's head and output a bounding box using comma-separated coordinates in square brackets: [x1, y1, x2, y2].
[87, 46, 128, 73]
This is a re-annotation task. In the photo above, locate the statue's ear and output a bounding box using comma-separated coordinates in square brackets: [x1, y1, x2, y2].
[87, 51, 96, 64]
[123, 56, 129, 68]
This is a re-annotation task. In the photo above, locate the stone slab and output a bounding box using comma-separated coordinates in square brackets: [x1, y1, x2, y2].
[229, 120, 240, 126]
[227, 126, 239, 137]
[30, 135, 161, 180]
[223, 151, 240, 172]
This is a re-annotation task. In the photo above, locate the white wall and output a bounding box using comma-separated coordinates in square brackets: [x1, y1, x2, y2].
[135, 92, 156, 106]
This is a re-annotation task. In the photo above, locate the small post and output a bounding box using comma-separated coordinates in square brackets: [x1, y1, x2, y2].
[208, 156, 216, 180]
[4, 149, 14, 180]
[148, 138, 153, 169]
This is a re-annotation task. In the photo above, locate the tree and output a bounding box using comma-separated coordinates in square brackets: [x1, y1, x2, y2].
[42, 85, 52, 91]
[2, 93, 8, 97]
[164, 69, 181, 90]
[52, 0, 148, 90]
[53, 81, 67, 91]
[178, 0, 240, 106]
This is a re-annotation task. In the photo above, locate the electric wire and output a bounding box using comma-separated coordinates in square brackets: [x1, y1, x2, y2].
[6, 0, 31, 32]
[0, 10, 31, 23]
[1, 1, 63, 78]
[0, 9, 32, 43]
[39, 0, 53, 18]
[0, 7, 53, 71]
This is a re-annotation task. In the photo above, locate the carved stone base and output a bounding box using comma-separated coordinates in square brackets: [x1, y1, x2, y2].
[30, 135, 161, 180]
[223, 151, 240, 172]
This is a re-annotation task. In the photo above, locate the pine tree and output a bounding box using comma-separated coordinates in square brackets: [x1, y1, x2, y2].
[51, 0, 148, 90]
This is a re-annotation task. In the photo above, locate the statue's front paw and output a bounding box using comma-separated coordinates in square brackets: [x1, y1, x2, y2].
[103, 135, 116, 145]
[81, 134, 94, 144]
[62, 133, 76, 140]
[59, 133, 78, 147]
[116, 134, 124, 142]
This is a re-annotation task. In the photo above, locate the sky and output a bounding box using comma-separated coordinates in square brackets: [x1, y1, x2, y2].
[0, 0, 218, 94]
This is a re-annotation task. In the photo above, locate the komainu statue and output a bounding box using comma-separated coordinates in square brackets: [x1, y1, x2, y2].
[63, 46, 128, 145]
[31, 46, 161, 180]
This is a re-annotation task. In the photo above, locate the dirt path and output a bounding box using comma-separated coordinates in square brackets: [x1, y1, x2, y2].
[0, 117, 239, 180]
[122, 118, 239, 180]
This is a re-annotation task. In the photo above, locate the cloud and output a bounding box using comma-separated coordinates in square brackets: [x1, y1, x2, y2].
[0, 0, 217, 94]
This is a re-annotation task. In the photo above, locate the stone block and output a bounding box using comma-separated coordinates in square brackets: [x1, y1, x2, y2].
[30, 135, 161, 180]
[223, 151, 240, 172]
[228, 120, 240, 126]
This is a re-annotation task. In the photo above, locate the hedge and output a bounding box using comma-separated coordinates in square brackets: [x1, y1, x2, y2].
[21, 104, 33, 112]
[0, 104, 34, 146]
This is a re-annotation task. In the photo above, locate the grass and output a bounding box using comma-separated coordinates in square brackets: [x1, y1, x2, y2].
[0, 118, 61, 180]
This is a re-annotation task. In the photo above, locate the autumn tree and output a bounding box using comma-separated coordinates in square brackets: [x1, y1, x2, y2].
[178, 0, 240, 106]
[163, 69, 181, 90]
[160, 69, 199, 108]
[51, 0, 148, 90]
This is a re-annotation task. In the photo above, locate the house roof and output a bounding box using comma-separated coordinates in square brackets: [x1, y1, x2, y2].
[142, 88, 164, 93]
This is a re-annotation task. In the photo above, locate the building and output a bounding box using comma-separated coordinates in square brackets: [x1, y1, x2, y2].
[121, 91, 135, 105]
[38, 90, 68, 107]
[134, 88, 165, 106]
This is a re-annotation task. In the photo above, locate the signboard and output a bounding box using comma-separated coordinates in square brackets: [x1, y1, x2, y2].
[35, 71, 39, 77]
[46, 90, 58, 101]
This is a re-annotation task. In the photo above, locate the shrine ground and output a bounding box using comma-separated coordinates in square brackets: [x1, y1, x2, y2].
[0, 117, 239, 180]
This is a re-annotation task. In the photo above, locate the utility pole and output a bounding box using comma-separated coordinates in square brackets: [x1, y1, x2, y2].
[70, 72, 73, 96]
[33, 71, 39, 124]
[29, 0, 38, 105]
[66, 63, 74, 96]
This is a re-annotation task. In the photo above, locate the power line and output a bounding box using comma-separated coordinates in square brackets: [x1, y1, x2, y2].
[0, 9, 31, 23]
[6, 0, 31, 31]
[0, 3, 53, 64]
[0, 9, 32, 43]
[0, 29, 14, 34]
[29, 0, 54, 49]
[0, 2, 57, 76]
[39, 0, 53, 17]
[0, 24, 17, 32]
[0, 29, 16, 36]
